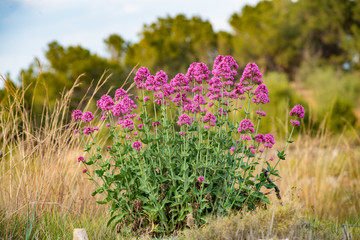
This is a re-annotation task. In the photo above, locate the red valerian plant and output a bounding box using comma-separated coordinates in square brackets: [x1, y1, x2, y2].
[72, 56, 304, 236]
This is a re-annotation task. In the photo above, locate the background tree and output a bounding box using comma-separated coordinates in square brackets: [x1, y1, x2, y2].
[230, 0, 301, 74]
[21, 41, 128, 119]
[104, 34, 127, 63]
[124, 14, 217, 76]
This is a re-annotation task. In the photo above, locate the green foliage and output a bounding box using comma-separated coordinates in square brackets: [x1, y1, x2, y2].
[230, 0, 302, 73]
[298, 63, 359, 131]
[20, 41, 128, 118]
[259, 72, 308, 136]
[25, 199, 37, 240]
[230, 0, 358, 73]
[105, 34, 127, 63]
[327, 97, 357, 132]
[124, 14, 217, 76]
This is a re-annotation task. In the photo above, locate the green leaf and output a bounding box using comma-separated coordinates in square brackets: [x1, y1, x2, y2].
[277, 150, 286, 160]
[96, 199, 110, 204]
[95, 169, 105, 177]
[261, 196, 270, 204]
[264, 183, 277, 189]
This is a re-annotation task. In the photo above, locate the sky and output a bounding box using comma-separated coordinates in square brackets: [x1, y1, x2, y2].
[0, 0, 260, 88]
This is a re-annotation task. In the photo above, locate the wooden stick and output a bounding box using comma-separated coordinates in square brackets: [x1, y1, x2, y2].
[73, 228, 89, 240]
[262, 168, 281, 200]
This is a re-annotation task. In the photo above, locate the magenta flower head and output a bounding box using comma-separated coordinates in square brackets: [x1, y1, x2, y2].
[114, 88, 128, 101]
[290, 105, 305, 118]
[154, 70, 168, 87]
[72, 110, 83, 120]
[252, 92, 270, 104]
[238, 119, 255, 133]
[254, 134, 265, 143]
[170, 73, 191, 93]
[264, 134, 275, 148]
[212, 55, 238, 80]
[230, 147, 235, 153]
[256, 110, 266, 117]
[122, 119, 134, 130]
[134, 67, 150, 89]
[290, 119, 300, 127]
[193, 94, 206, 105]
[177, 114, 192, 126]
[132, 141, 142, 151]
[241, 134, 251, 141]
[254, 84, 269, 95]
[82, 169, 87, 174]
[240, 63, 263, 85]
[202, 113, 217, 126]
[83, 126, 99, 135]
[198, 176, 205, 183]
[77, 156, 85, 162]
[186, 62, 211, 84]
[97, 94, 115, 111]
[82, 111, 94, 122]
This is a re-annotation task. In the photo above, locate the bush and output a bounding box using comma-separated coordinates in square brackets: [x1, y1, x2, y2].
[71, 56, 304, 236]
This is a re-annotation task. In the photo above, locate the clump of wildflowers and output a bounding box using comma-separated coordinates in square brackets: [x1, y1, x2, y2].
[72, 55, 304, 236]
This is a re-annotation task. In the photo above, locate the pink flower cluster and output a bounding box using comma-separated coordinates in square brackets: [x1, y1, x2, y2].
[83, 126, 99, 135]
[264, 134, 275, 148]
[256, 110, 266, 117]
[132, 141, 142, 151]
[289, 105, 305, 127]
[254, 133, 275, 148]
[97, 95, 114, 111]
[186, 62, 210, 84]
[238, 119, 255, 133]
[112, 97, 136, 116]
[290, 119, 300, 127]
[240, 63, 263, 85]
[177, 114, 192, 126]
[212, 55, 238, 80]
[72, 110, 94, 123]
[197, 176, 205, 183]
[252, 84, 270, 104]
[82, 111, 94, 122]
[202, 113, 217, 126]
[72, 110, 83, 120]
[134, 67, 150, 89]
[114, 88, 127, 101]
[290, 105, 305, 118]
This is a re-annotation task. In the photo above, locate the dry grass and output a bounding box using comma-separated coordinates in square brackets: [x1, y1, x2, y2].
[0, 72, 110, 220]
[278, 132, 360, 221]
[0, 72, 359, 239]
[180, 202, 348, 240]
